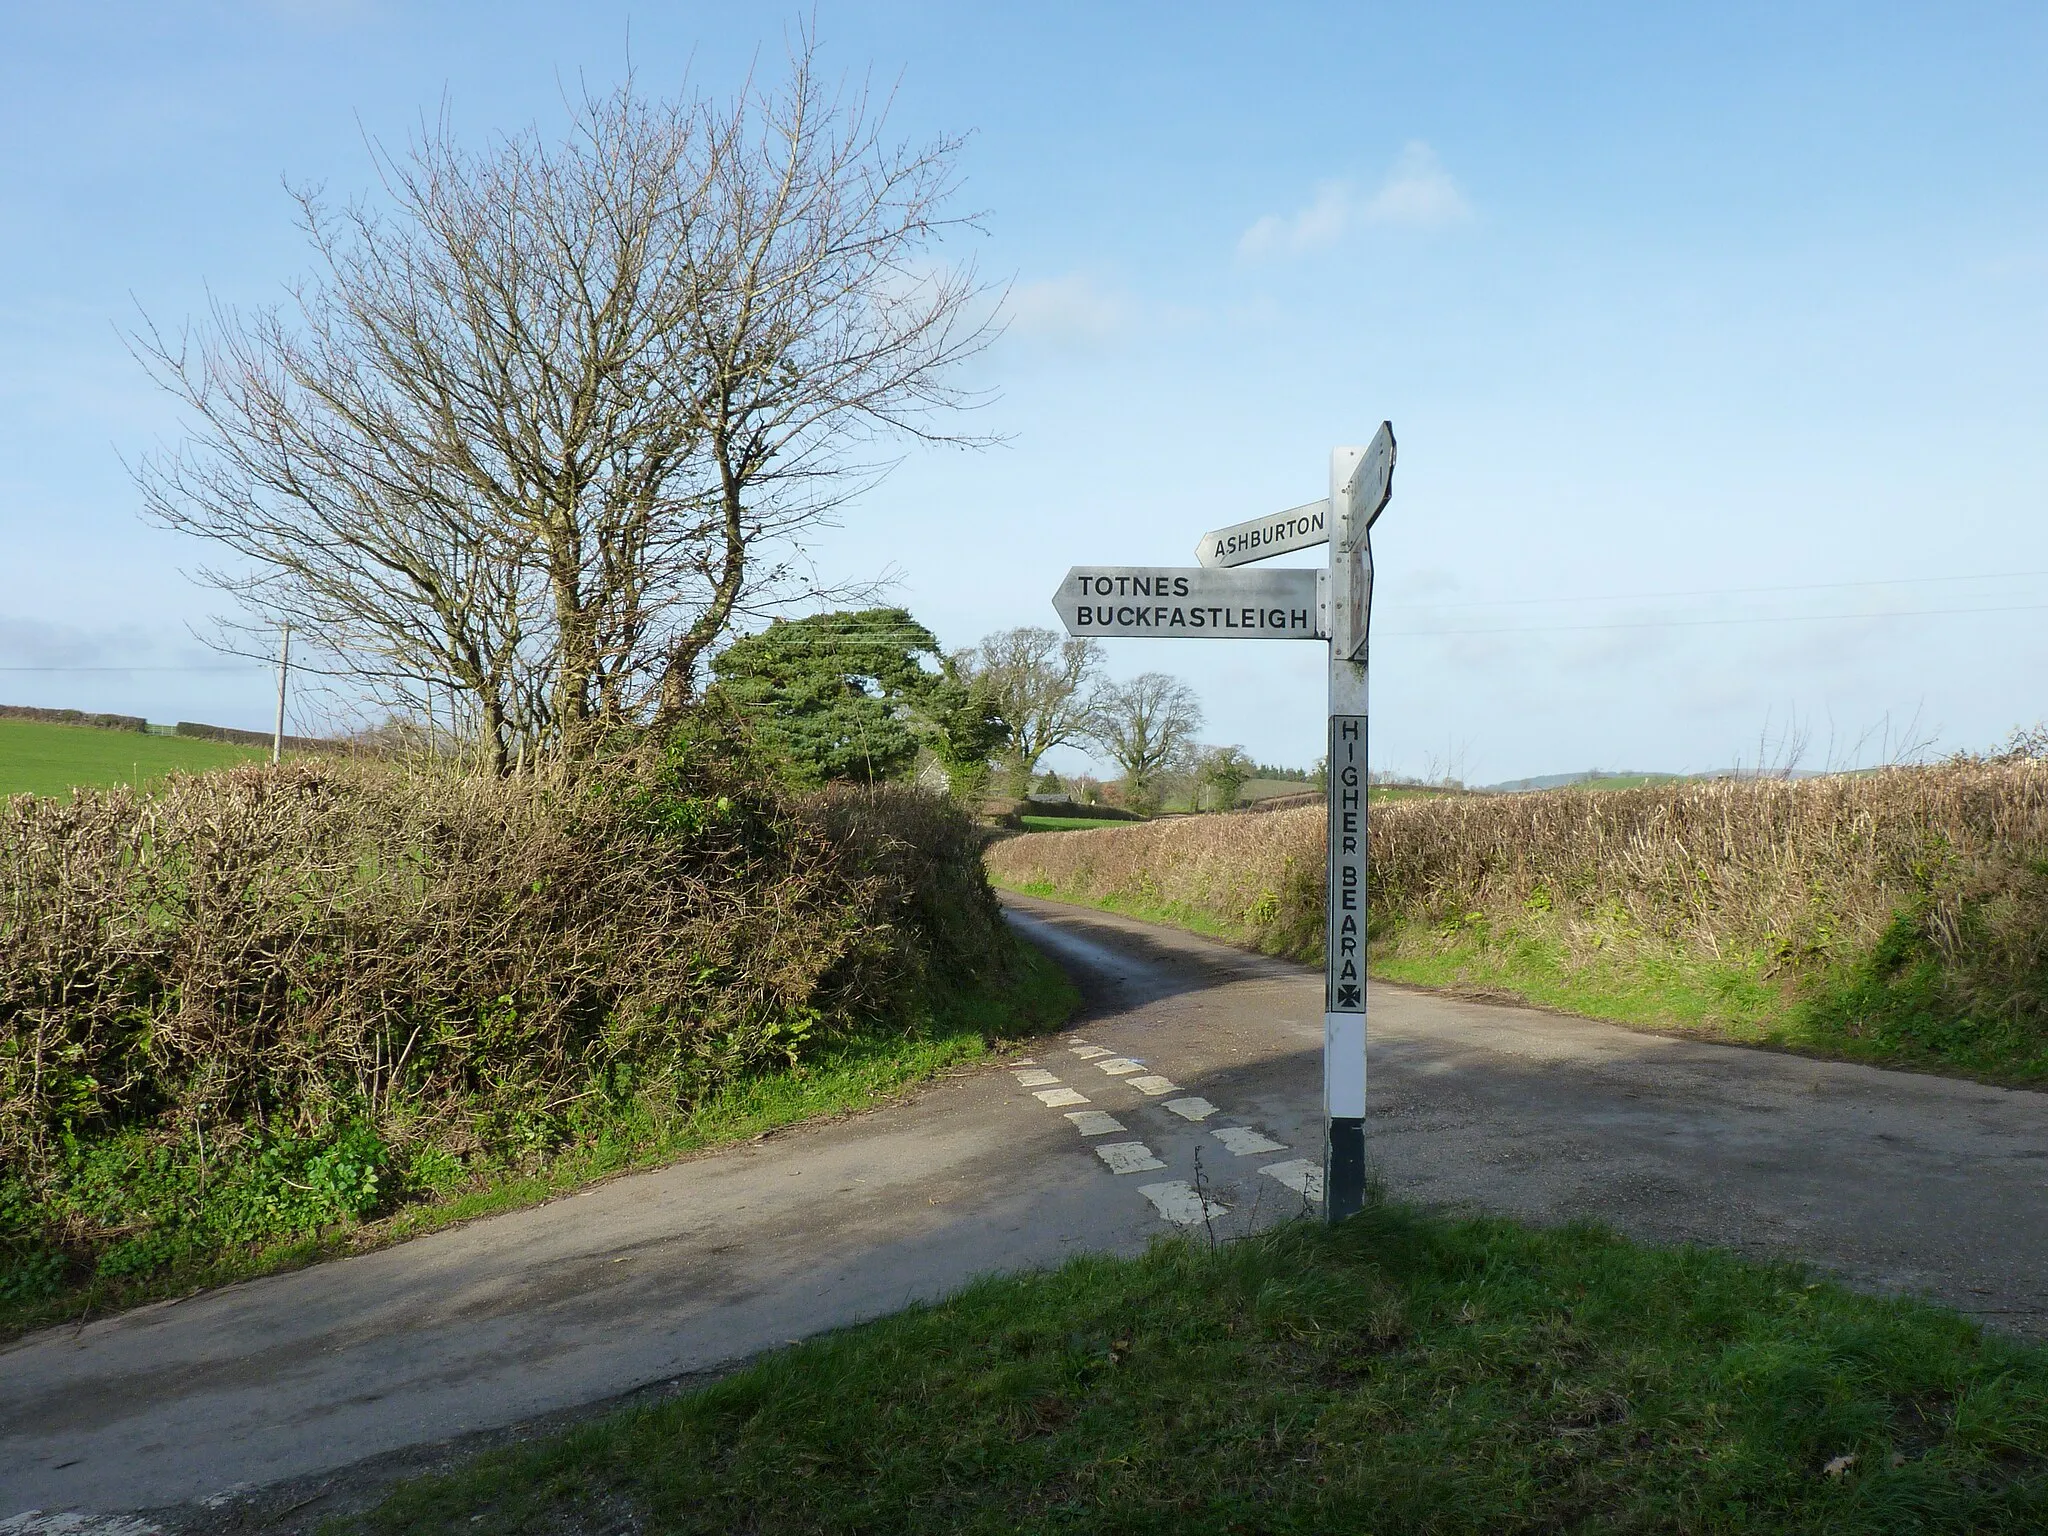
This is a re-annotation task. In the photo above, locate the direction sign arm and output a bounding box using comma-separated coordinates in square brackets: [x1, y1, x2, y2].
[1337, 422, 1396, 547]
[1054, 567, 1326, 640]
[1194, 499, 1333, 569]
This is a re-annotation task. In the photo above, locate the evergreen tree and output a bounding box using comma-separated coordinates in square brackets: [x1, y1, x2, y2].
[710, 609, 1003, 787]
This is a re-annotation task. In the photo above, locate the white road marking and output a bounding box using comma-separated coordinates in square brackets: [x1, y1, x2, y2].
[1033, 1087, 1090, 1107]
[1137, 1181, 1230, 1226]
[1094, 1058, 1145, 1075]
[1013, 1069, 1061, 1087]
[1095, 1141, 1167, 1174]
[1261, 1159, 1324, 1200]
[1212, 1126, 1286, 1156]
[1163, 1097, 1219, 1121]
[1126, 1075, 1179, 1096]
[1069, 1045, 1113, 1059]
[1065, 1110, 1127, 1136]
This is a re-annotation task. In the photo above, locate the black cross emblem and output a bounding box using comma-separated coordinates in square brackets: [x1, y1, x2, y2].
[1335, 984, 1361, 1008]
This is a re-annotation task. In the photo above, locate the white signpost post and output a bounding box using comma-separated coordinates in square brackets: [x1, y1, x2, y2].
[1051, 423, 1395, 1225]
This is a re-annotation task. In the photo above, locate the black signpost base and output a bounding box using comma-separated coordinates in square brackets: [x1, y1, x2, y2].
[1326, 1116, 1366, 1224]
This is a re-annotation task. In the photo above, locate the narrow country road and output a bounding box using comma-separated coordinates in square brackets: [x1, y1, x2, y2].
[6, 892, 2047, 1529]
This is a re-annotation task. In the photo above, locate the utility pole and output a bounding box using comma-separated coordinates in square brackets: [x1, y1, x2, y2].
[272, 621, 291, 765]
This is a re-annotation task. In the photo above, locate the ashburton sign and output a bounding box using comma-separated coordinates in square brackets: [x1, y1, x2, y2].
[1194, 499, 1331, 569]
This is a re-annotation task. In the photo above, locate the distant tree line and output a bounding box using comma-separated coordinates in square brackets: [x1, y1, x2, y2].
[690, 611, 1265, 818]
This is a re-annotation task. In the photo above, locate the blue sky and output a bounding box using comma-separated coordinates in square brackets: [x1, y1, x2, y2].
[2, 2, 2044, 780]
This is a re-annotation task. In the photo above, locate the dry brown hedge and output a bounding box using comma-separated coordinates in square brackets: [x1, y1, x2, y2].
[986, 762, 2048, 1029]
[0, 757, 1009, 1180]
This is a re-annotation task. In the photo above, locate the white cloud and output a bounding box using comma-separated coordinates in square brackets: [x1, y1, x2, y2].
[1362, 142, 1473, 229]
[1002, 273, 1133, 347]
[1237, 181, 1355, 260]
[1237, 142, 1473, 260]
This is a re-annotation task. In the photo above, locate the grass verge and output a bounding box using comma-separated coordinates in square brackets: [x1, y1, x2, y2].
[1368, 919, 2048, 1082]
[1019, 815, 1150, 833]
[991, 877, 2048, 1086]
[0, 942, 1077, 1344]
[345, 1198, 2048, 1534]
[0, 717, 266, 795]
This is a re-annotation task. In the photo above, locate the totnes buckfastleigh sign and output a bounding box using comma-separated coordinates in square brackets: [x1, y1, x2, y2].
[1051, 567, 1324, 639]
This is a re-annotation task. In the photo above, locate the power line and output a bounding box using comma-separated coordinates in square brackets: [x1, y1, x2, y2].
[1385, 567, 2048, 613]
[1384, 600, 2048, 639]
[11, 573, 2046, 667]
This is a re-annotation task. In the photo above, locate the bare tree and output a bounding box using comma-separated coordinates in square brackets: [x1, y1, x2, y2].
[1086, 672, 1203, 814]
[1823, 704, 1941, 772]
[1994, 721, 2048, 762]
[1737, 708, 1813, 781]
[955, 626, 1103, 795]
[132, 46, 994, 771]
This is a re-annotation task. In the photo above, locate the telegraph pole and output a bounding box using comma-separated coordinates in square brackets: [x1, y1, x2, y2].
[272, 622, 291, 765]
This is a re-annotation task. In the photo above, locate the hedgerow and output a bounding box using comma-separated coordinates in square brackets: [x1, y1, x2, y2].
[1, 738, 1014, 1295]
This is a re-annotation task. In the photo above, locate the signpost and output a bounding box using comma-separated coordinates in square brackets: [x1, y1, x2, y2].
[1318, 423, 1395, 1223]
[1052, 567, 1324, 640]
[1051, 422, 1395, 1225]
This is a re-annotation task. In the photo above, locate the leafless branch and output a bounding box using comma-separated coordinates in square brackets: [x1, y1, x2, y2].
[131, 42, 996, 771]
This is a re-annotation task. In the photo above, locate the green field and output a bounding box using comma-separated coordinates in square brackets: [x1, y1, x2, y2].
[1018, 814, 1138, 832]
[1237, 776, 1319, 802]
[1159, 777, 1316, 813]
[1107, 785, 1451, 818]
[1565, 773, 1687, 792]
[351, 1198, 2048, 1534]
[1486, 772, 1692, 793]
[0, 718, 266, 796]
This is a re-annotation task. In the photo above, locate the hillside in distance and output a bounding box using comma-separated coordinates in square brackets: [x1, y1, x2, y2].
[1483, 770, 1685, 792]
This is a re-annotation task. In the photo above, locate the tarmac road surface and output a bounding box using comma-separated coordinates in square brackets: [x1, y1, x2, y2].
[5, 892, 2046, 1528]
